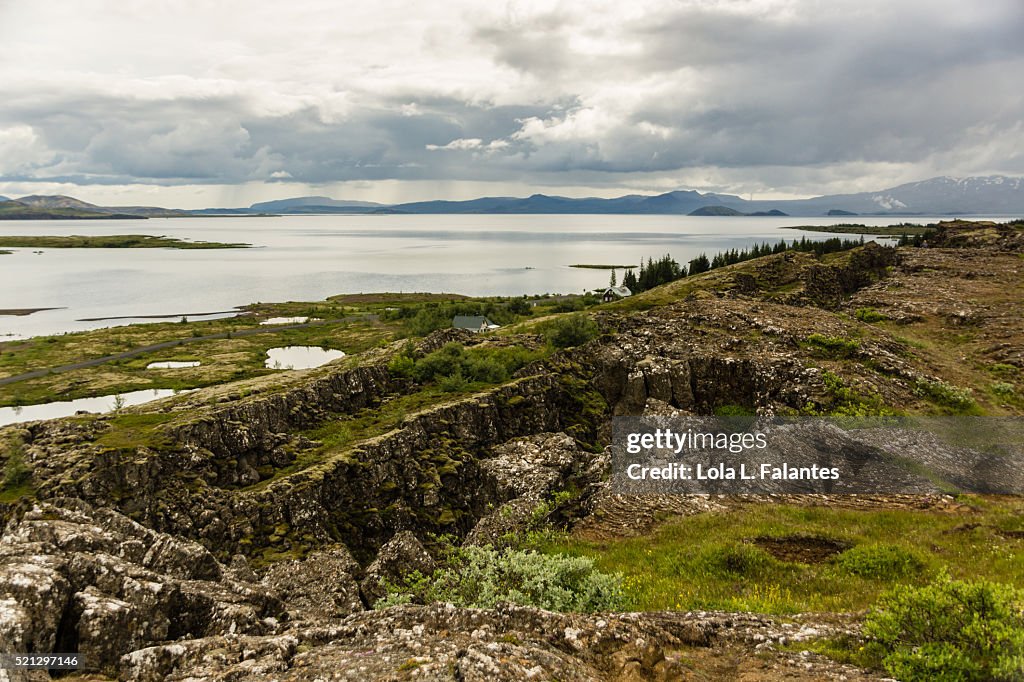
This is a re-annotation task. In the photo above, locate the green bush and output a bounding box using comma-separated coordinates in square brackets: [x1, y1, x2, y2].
[387, 352, 416, 378]
[834, 544, 925, 580]
[1, 440, 32, 493]
[914, 379, 978, 413]
[388, 342, 544, 388]
[692, 543, 776, 578]
[855, 307, 888, 323]
[412, 343, 465, 382]
[506, 297, 533, 316]
[989, 363, 1019, 377]
[377, 545, 624, 613]
[806, 371, 892, 417]
[804, 333, 861, 358]
[714, 404, 756, 417]
[465, 355, 509, 384]
[992, 382, 1016, 398]
[864, 573, 1024, 681]
[437, 367, 469, 393]
[543, 314, 599, 349]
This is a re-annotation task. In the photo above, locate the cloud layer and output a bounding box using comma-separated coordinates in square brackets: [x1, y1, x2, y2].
[1, 0, 1022, 203]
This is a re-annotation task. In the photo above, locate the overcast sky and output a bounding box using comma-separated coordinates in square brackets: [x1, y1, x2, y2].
[1, 0, 1022, 207]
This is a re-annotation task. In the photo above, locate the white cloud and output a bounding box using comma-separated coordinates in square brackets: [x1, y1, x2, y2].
[426, 138, 484, 151]
[0, 125, 51, 175]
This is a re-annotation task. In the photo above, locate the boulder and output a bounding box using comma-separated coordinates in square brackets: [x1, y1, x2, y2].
[359, 531, 436, 606]
[261, 545, 363, 620]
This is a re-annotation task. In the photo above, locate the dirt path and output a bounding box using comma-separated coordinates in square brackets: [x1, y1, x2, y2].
[0, 315, 376, 387]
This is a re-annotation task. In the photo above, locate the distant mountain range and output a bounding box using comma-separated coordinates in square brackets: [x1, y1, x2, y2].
[377, 176, 1024, 216]
[223, 176, 1024, 216]
[1, 176, 1022, 220]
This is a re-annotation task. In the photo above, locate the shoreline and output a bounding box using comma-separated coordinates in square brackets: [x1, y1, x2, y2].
[0, 235, 251, 249]
[0, 307, 64, 317]
[75, 309, 243, 322]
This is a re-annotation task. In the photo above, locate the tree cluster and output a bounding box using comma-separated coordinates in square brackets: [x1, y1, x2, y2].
[620, 235, 870, 294]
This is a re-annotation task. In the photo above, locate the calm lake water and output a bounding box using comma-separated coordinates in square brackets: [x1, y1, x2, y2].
[0, 214, 1000, 339]
[265, 346, 346, 370]
[0, 388, 185, 427]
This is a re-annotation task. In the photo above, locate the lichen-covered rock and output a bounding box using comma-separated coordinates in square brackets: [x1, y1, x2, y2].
[262, 545, 363, 620]
[118, 603, 703, 681]
[120, 633, 300, 682]
[464, 433, 606, 547]
[0, 557, 70, 654]
[0, 500, 285, 676]
[359, 531, 436, 607]
[73, 587, 145, 673]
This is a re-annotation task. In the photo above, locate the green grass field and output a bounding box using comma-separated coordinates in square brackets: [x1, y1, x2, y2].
[539, 498, 1024, 614]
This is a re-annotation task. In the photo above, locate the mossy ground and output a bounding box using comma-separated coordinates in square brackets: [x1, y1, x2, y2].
[0, 293, 578, 408]
[537, 497, 1024, 615]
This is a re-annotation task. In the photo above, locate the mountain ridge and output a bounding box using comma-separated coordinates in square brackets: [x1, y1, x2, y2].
[1, 175, 1023, 219]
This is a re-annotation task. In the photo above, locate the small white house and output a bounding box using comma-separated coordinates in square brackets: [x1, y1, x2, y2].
[602, 286, 633, 303]
[452, 315, 500, 333]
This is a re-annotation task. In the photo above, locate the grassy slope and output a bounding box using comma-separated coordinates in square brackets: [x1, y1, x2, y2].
[540, 497, 1024, 615]
[0, 293, 570, 407]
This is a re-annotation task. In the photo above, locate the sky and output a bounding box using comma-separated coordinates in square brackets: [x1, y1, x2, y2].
[1, 0, 1022, 208]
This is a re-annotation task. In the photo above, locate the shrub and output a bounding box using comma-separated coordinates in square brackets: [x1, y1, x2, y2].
[807, 371, 892, 417]
[437, 367, 469, 393]
[378, 545, 624, 613]
[714, 404, 756, 416]
[989, 363, 1019, 377]
[506, 297, 532, 316]
[464, 355, 509, 384]
[804, 333, 861, 358]
[543, 314, 599, 349]
[1, 440, 32, 492]
[992, 382, 1016, 398]
[863, 573, 1024, 681]
[387, 352, 416, 378]
[855, 307, 887, 323]
[412, 343, 465, 382]
[692, 544, 776, 578]
[913, 379, 978, 413]
[834, 544, 925, 580]
[393, 342, 543, 387]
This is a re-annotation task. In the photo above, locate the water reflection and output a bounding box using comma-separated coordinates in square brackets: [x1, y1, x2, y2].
[264, 346, 345, 370]
[0, 388, 186, 427]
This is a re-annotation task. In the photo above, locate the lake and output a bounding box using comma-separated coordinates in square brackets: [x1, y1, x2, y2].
[0, 214, 991, 339]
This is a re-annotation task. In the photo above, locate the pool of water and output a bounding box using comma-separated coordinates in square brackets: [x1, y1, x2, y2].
[0, 388, 187, 427]
[146, 361, 201, 369]
[260, 316, 318, 325]
[264, 346, 346, 370]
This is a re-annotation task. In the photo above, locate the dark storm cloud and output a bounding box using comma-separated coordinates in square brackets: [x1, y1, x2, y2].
[472, 0, 1024, 175]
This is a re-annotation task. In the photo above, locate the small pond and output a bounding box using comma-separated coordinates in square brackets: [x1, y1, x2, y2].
[265, 346, 345, 370]
[0, 388, 186, 427]
[146, 361, 201, 369]
[260, 316, 319, 325]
